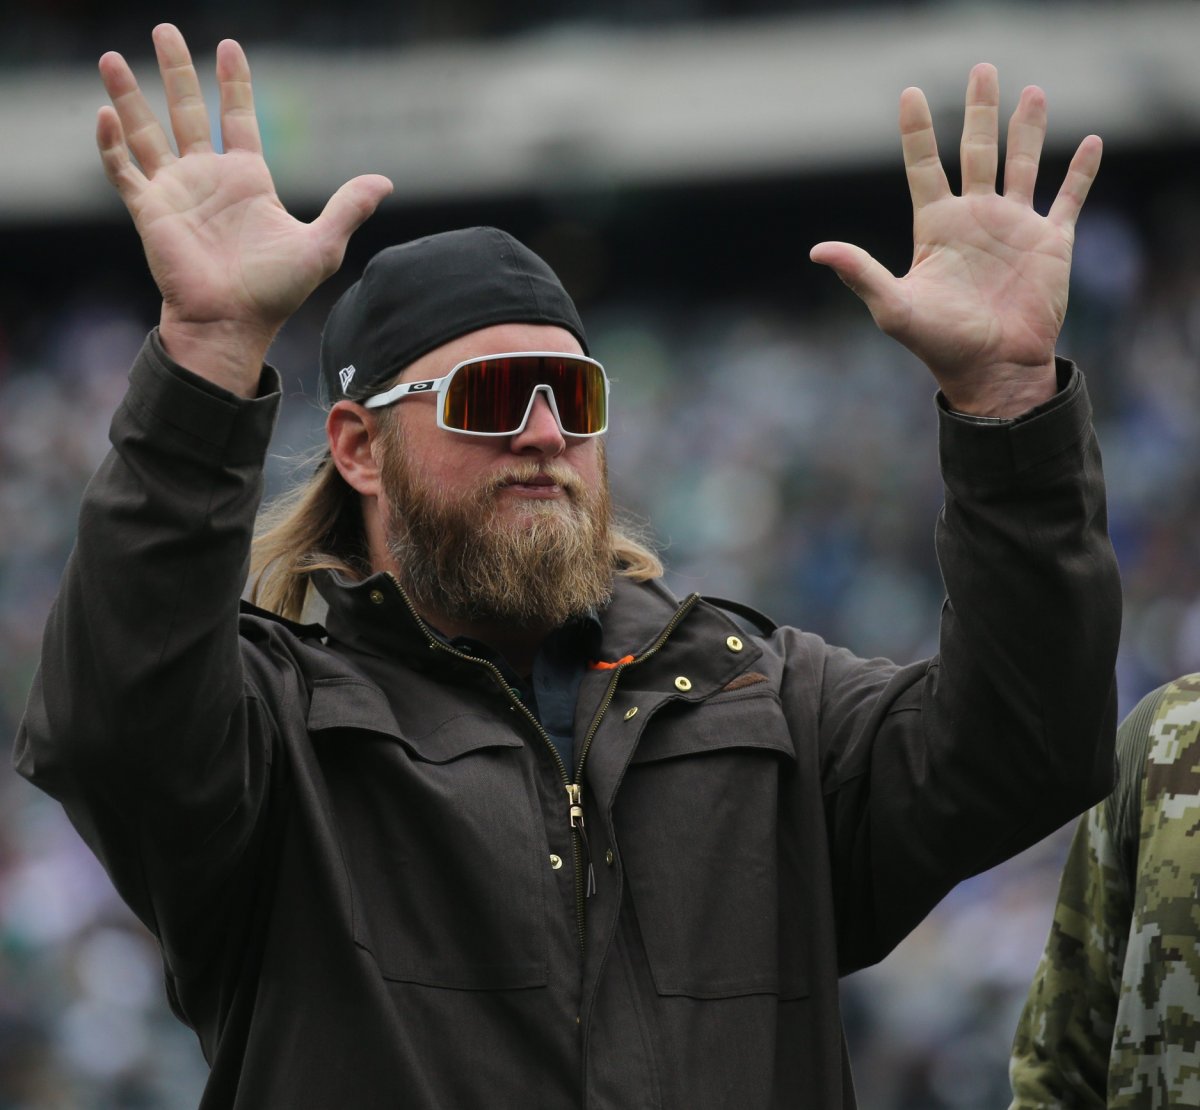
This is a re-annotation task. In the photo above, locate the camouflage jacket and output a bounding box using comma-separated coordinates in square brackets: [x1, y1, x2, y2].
[1010, 675, 1200, 1109]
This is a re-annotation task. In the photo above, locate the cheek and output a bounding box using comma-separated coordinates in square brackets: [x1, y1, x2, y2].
[428, 441, 505, 493]
[570, 444, 604, 488]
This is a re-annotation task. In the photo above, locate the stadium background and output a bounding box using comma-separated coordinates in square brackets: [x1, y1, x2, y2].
[2, 1, 1199, 1105]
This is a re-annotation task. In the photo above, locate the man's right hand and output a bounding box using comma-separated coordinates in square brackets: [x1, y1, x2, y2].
[96, 24, 393, 396]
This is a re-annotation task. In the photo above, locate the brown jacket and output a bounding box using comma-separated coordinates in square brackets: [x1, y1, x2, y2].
[16, 333, 1120, 1108]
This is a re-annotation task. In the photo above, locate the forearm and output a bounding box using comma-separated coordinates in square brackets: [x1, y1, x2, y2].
[931, 360, 1120, 811]
[824, 361, 1120, 966]
[17, 330, 279, 788]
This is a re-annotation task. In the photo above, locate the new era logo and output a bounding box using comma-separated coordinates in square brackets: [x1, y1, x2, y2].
[339, 365, 356, 392]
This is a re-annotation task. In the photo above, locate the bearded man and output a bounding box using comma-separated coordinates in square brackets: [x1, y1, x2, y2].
[15, 23, 1121, 1110]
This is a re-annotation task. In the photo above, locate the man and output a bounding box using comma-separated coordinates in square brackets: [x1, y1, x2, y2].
[15, 23, 1118, 1109]
[1010, 678, 1200, 1109]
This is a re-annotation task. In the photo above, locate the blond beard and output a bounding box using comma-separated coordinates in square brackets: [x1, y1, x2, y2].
[378, 426, 615, 629]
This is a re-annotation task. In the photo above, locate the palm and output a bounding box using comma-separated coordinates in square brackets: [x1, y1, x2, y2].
[899, 193, 1072, 377]
[811, 64, 1101, 416]
[130, 150, 330, 329]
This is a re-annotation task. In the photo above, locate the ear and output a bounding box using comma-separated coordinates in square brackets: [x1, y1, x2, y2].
[327, 401, 383, 497]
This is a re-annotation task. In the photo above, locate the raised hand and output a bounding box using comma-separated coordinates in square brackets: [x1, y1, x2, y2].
[810, 63, 1102, 418]
[96, 24, 393, 395]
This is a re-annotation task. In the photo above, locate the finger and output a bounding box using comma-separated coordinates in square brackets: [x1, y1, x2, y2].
[1003, 85, 1047, 206]
[810, 241, 904, 330]
[311, 175, 395, 268]
[1047, 135, 1103, 231]
[96, 105, 149, 203]
[960, 62, 999, 195]
[900, 86, 951, 211]
[215, 38, 262, 154]
[152, 23, 212, 155]
[99, 49, 176, 173]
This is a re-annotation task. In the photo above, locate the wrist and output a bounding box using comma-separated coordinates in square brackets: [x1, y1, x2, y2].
[940, 361, 1058, 420]
[158, 313, 276, 398]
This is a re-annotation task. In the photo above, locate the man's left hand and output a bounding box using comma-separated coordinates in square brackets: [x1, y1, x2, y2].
[811, 63, 1102, 418]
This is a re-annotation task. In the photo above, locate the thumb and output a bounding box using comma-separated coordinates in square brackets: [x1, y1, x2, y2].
[810, 241, 900, 325]
[311, 174, 394, 267]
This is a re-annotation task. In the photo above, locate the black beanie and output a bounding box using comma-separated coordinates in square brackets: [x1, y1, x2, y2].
[319, 226, 588, 405]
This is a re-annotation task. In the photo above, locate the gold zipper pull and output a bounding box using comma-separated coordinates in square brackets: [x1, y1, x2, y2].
[566, 783, 596, 898]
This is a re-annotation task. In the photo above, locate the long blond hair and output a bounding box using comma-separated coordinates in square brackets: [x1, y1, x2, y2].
[248, 449, 663, 623]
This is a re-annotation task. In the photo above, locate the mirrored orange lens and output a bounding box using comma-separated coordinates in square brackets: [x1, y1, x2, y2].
[442, 356, 606, 434]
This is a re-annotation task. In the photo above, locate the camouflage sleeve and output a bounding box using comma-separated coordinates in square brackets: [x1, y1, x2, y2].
[1106, 674, 1200, 1107]
[1007, 796, 1127, 1107]
[1009, 677, 1200, 1109]
[1008, 684, 1167, 1108]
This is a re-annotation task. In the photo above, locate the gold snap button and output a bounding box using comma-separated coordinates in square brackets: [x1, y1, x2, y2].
[624, 706, 639, 721]
[674, 676, 692, 692]
[605, 849, 615, 866]
[549, 854, 563, 870]
[369, 589, 385, 605]
[726, 635, 744, 652]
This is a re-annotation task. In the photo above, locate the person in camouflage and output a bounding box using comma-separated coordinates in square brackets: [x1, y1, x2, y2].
[1010, 674, 1200, 1108]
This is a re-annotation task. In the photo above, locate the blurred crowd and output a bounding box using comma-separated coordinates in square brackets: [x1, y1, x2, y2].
[1, 184, 1198, 1107]
[8, 0, 939, 64]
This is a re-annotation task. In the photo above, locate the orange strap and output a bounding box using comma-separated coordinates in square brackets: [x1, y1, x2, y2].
[588, 654, 635, 671]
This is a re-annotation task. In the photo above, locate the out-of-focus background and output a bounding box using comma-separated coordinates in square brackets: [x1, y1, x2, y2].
[2, 1, 1199, 1106]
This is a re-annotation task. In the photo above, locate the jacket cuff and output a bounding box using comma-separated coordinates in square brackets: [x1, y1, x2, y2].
[119, 329, 282, 466]
[937, 358, 1092, 479]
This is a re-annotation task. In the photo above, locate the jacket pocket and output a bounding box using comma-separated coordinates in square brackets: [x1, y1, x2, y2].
[614, 690, 808, 1000]
[310, 678, 548, 991]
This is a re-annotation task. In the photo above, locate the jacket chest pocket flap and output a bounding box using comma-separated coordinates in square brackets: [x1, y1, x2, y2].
[616, 689, 807, 1000]
[309, 678, 548, 991]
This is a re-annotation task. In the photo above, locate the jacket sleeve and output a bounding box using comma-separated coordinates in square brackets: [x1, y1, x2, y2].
[13, 330, 282, 955]
[805, 360, 1122, 971]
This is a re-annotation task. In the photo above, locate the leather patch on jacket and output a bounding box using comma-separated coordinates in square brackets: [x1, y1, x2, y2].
[722, 672, 768, 692]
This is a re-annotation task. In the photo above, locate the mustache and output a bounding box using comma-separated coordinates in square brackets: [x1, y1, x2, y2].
[481, 462, 585, 497]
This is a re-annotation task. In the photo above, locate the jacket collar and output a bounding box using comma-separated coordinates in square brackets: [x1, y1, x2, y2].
[315, 568, 685, 665]
[315, 569, 431, 659]
[313, 568, 759, 699]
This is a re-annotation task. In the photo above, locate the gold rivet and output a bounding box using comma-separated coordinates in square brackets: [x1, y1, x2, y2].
[624, 706, 639, 721]
[369, 589, 385, 605]
[726, 635, 744, 652]
[605, 849, 615, 866]
[675, 676, 692, 692]
[549, 854, 563, 870]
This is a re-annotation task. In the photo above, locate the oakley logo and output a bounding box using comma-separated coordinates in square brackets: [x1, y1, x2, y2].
[408, 381, 435, 393]
[339, 365, 356, 392]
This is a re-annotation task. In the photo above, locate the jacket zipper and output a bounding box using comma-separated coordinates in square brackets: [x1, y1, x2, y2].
[385, 573, 700, 954]
[567, 592, 701, 950]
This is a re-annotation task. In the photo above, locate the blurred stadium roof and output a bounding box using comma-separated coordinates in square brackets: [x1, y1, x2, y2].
[4, 2, 1199, 220]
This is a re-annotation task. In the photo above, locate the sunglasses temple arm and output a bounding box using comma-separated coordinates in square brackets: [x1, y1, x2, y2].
[361, 376, 445, 410]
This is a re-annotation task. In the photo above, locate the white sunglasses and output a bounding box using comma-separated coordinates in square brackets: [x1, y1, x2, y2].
[361, 350, 610, 438]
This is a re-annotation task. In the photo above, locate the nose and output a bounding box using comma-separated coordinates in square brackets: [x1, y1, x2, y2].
[509, 389, 566, 457]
